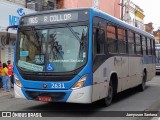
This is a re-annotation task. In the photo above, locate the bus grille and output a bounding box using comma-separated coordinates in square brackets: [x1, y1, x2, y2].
[21, 75, 74, 81]
[25, 91, 66, 101]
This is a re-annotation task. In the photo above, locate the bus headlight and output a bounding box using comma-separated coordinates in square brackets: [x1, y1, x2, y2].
[72, 75, 88, 90]
[14, 75, 23, 88]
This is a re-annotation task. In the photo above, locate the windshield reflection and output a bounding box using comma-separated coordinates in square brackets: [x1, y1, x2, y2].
[17, 25, 88, 72]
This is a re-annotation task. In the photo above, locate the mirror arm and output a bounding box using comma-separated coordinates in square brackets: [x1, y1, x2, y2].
[6, 25, 18, 31]
[6, 25, 18, 45]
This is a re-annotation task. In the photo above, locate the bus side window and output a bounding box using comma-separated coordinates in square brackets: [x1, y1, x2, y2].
[142, 36, 147, 55]
[128, 30, 135, 55]
[135, 34, 142, 55]
[147, 38, 151, 55]
[93, 28, 105, 54]
[106, 24, 117, 53]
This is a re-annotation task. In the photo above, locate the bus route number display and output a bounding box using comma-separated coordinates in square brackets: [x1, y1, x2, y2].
[26, 12, 78, 25]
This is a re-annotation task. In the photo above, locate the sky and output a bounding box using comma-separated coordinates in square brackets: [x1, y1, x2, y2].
[131, 0, 160, 30]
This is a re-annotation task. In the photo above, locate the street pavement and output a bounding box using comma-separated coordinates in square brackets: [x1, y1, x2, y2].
[0, 88, 14, 97]
[0, 76, 160, 120]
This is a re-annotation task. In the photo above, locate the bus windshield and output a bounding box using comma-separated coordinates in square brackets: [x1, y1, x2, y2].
[17, 25, 88, 72]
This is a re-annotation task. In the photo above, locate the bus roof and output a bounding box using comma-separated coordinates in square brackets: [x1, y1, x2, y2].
[21, 7, 154, 39]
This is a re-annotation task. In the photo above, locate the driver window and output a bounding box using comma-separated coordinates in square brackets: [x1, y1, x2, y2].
[93, 27, 105, 54]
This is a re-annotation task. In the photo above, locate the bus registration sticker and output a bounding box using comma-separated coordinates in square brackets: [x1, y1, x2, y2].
[18, 60, 43, 72]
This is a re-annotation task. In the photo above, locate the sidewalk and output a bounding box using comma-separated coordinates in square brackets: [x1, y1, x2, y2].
[151, 117, 160, 120]
[0, 88, 14, 97]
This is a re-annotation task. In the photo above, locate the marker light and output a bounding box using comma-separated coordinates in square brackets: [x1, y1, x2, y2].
[72, 75, 88, 90]
[14, 74, 23, 88]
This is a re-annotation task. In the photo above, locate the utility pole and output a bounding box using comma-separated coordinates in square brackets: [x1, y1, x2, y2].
[121, 0, 124, 20]
[119, 0, 124, 20]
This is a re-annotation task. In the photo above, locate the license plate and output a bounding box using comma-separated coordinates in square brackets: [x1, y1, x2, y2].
[38, 96, 52, 102]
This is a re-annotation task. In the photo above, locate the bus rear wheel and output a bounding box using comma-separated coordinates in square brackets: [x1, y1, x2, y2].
[102, 81, 113, 107]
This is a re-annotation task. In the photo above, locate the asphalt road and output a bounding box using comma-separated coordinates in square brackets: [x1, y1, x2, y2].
[0, 76, 160, 120]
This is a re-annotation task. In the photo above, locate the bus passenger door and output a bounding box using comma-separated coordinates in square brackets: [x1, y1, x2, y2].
[117, 28, 129, 91]
[92, 25, 108, 102]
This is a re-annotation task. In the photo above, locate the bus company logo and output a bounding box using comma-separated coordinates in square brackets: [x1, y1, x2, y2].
[17, 8, 25, 16]
[43, 84, 47, 88]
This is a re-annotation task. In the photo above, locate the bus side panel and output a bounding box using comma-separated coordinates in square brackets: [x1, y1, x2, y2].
[67, 86, 92, 103]
[117, 56, 129, 91]
[128, 57, 143, 88]
[143, 56, 156, 81]
[92, 58, 111, 102]
[92, 55, 155, 102]
[92, 56, 129, 102]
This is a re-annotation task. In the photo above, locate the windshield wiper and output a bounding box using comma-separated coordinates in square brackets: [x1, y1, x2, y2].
[31, 26, 39, 43]
[31, 26, 43, 52]
[66, 24, 80, 42]
[67, 24, 88, 59]
[31, 26, 44, 64]
[50, 33, 64, 60]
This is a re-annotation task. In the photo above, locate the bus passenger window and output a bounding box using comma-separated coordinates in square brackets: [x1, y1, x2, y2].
[142, 36, 147, 55]
[93, 28, 105, 54]
[128, 31, 135, 55]
[106, 25, 117, 53]
[147, 38, 151, 55]
[135, 34, 142, 55]
[118, 28, 127, 53]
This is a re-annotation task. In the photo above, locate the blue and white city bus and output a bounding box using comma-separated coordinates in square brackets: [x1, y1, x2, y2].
[7, 8, 156, 106]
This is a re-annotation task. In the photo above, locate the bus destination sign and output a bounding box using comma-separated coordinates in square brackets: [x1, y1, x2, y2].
[22, 12, 79, 25]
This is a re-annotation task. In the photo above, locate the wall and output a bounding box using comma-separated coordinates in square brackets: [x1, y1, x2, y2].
[99, 0, 120, 18]
[1, 0, 25, 7]
[63, 0, 120, 19]
[64, 0, 92, 8]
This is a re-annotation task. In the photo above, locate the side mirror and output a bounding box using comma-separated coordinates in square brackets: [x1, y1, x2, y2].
[6, 25, 18, 45]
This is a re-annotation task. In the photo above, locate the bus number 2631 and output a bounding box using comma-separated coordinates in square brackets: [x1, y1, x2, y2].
[51, 83, 65, 89]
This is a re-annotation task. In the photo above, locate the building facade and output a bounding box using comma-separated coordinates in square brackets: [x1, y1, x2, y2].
[0, 0, 35, 63]
[123, 0, 145, 30]
[153, 30, 160, 44]
[145, 22, 154, 34]
[1, 0, 26, 7]
[26, 0, 121, 18]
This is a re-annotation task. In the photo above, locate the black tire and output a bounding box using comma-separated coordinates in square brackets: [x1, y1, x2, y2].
[102, 80, 113, 107]
[138, 71, 146, 91]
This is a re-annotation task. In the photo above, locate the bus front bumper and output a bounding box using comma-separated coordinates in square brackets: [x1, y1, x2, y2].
[14, 84, 92, 104]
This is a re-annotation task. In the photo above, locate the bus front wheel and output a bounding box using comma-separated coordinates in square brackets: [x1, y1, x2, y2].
[102, 81, 113, 107]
